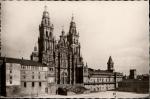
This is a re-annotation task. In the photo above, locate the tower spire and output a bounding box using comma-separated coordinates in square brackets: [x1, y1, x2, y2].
[71, 13, 74, 21]
[42, 5, 49, 19]
[107, 56, 114, 72]
[108, 56, 113, 63]
[44, 5, 47, 12]
[38, 6, 54, 64]
[69, 13, 77, 35]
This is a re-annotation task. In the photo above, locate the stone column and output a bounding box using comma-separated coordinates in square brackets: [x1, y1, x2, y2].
[73, 57, 76, 84]
[57, 52, 60, 84]
[71, 54, 74, 84]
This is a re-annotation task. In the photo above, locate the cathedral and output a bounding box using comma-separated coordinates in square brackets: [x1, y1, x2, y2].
[31, 6, 84, 85]
[0, 6, 123, 97]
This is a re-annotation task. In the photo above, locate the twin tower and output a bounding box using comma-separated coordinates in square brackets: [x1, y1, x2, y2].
[31, 6, 114, 85]
[31, 6, 84, 84]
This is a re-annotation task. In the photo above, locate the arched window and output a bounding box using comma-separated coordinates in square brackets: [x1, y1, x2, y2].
[39, 82, 41, 87]
[46, 31, 48, 37]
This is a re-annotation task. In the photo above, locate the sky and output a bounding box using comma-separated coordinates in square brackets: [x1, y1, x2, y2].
[1, 1, 149, 75]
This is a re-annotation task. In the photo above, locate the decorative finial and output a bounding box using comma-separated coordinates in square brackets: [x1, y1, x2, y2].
[61, 25, 65, 35]
[34, 45, 37, 51]
[34, 42, 38, 51]
[71, 13, 74, 21]
[108, 56, 114, 64]
[44, 5, 47, 11]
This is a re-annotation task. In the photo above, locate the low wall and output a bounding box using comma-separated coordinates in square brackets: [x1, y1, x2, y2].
[118, 79, 149, 93]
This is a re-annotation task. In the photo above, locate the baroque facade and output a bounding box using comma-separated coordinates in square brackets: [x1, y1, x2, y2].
[31, 6, 84, 85]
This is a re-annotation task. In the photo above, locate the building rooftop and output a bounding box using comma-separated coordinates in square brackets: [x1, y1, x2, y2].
[88, 68, 123, 77]
[0, 57, 46, 67]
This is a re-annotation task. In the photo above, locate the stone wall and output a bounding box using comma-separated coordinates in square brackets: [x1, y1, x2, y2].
[20, 81, 47, 96]
[6, 63, 21, 86]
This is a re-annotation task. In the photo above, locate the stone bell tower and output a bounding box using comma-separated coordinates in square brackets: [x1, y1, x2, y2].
[38, 6, 55, 65]
[107, 56, 114, 72]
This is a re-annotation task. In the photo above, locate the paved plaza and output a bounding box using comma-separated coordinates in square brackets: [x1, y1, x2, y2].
[34, 91, 149, 98]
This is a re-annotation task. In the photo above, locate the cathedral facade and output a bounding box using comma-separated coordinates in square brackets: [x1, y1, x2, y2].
[31, 6, 84, 85]
[0, 6, 123, 97]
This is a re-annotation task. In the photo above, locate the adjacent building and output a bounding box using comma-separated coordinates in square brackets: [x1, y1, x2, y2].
[129, 69, 137, 79]
[0, 57, 48, 97]
[118, 69, 149, 93]
[84, 56, 123, 92]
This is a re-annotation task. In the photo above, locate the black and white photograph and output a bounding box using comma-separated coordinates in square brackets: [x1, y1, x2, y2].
[0, 1, 149, 98]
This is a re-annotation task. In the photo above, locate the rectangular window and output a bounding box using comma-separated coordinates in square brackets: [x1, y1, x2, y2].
[10, 70, 12, 73]
[10, 76, 12, 79]
[32, 76, 34, 79]
[32, 82, 34, 87]
[10, 81, 12, 84]
[38, 75, 40, 79]
[39, 82, 41, 87]
[24, 82, 26, 87]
